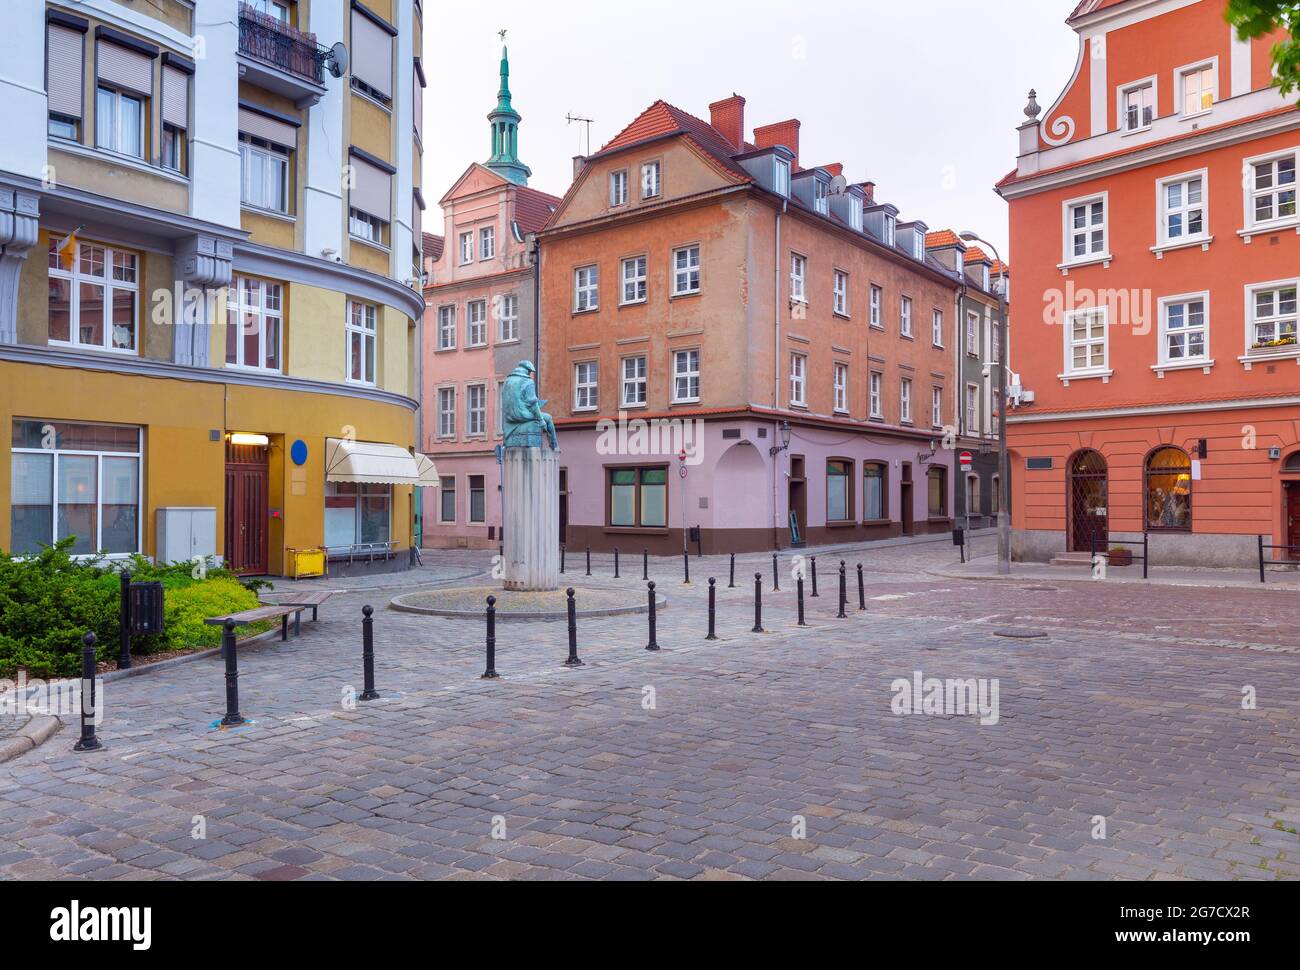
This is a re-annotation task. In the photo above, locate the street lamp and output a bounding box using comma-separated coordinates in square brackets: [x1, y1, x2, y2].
[959, 231, 1011, 576]
[769, 420, 793, 457]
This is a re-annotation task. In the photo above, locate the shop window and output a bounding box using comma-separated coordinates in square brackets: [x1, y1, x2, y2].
[1145, 447, 1192, 531]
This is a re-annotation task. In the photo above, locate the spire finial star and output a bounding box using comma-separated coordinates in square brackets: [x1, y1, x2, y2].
[498, 28, 507, 44]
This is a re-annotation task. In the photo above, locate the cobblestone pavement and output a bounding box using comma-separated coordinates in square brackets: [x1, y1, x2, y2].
[1, 540, 1298, 880]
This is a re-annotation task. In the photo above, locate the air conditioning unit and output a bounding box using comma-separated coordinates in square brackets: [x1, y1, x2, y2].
[1021, 390, 1036, 404]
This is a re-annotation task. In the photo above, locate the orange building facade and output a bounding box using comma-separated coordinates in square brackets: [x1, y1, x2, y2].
[1000, 0, 1300, 566]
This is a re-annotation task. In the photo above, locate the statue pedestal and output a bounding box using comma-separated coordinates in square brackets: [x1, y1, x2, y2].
[502, 447, 560, 592]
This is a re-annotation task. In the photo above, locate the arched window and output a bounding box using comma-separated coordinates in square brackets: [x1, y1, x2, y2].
[927, 466, 948, 518]
[826, 459, 853, 523]
[863, 462, 887, 521]
[1285, 451, 1300, 473]
[990, 475, 1001, 515]
[1145, 447, 1192, 531]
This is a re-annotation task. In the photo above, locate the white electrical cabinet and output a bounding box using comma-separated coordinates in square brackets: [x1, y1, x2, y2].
[156, 507, 218, 565]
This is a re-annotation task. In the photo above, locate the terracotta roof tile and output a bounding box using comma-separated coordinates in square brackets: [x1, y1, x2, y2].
[925, 229, 962, 249]
[513, 186, 563, 235]
[422, 233, 443, 260]
[593, 99, 752, 180]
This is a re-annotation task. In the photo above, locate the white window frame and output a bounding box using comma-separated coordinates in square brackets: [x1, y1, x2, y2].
[47, 241, 140, 355]
[436, 386, 456, 439]
[610, 169, 629, 207]
[1062, 306, 1112, 380]
[789, 353, 807, 408]
[1116, 76, 1157, 134]
[641, 160, 661, 200]
[465, 383, 487, 438]
[621, 355, 647, 408]
[479, 225, 495, 260]
[900, 296, 913, 337]
[436, 304, 456, 350]
[673, 245, 701, 296]
[95, 85, 145, 159]
[238, 136, 289, 214]
[345, 300, 377, 385]
[931, 308, 944, 347]
[496, 293, 519, 343]
[1155, 168, 1211, 252]
[965, 383, 979, 433]
[458, 231, 473, 265]
[813, 179, 829, 216]
[790, 253, 807, 304]
[348, 208, 384, 245]
[575, 265, 599, 312]
[832, 362, 849, 414]
[1155, 291, 1212, 371]
[869, 285, 883, 329]
[574, 361, 598, 412]
[966, 310, 980, 356]
[466, 299, 487, 347]
[900, 378, 913, 424]
[833, 270, 849, 316]
[1060, 191, 1111, 268]
[869, 372, 883, 419]
[1243, 278, 1299, 357]
[1175, 58, 1218, 120]
[774, 158, 791, 198]
[620, 255, 648, 305]
[931, 386, 943, 429]
[1242, 146, 1299, 234]
[225, 275, 282, 372]
[672, 348, 700, 404]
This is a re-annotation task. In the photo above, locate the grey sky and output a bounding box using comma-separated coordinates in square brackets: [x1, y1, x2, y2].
[423, 1, 1082, 260]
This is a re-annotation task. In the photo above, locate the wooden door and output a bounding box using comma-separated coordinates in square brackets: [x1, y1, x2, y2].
[900, 462, 914, 536]
[224, 443, 269, 575]
[1068, 450, 1109, 553]
[1288, 485, 1300, 556]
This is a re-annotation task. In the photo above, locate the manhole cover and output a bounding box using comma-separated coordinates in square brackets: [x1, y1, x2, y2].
[994, 629, 1049, 640]
[1021, 586, 1059, 592]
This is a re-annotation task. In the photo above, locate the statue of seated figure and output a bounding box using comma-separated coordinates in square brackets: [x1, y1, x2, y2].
[501, 361, 559, 451]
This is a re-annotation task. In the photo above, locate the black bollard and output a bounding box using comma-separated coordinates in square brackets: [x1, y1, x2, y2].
[838, 561, 848, 619]
[585, 546, 591, 577]
[614, 548, 620, 579]
[683, 551, 690, 585]
[118, 570, 132, 670]
[772, 554, 780, 592]
[857, 564, 866, 611]
[561, 544, 566, 574]
[728, 552, 736, 588]
[752, 573, 765, 633]
[706, 578, 718, 641]
[73, 632, 103, 752]
[360, 605, 379, 701]
[564, 588, 583, 667]
[810, 557, 819, 597]
[643, 549, 649, 581]
[220, 618, 245, 726]
[797, 576, 807, 627]
[481, 596, 500, 679]
[645, 582, 660, 651]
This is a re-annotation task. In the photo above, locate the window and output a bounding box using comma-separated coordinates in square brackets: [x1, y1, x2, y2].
[774, 158, 791, 197]
[789, 353, 807, 407]
[833, 362, 848, 413]
[95, 86, 144, 159]
[348, 208, 383, 244]
[967, 476, 980, 518]
[932, 309, 944, 347]
[10, 420, 141, 556]
[239, 136, 289, 213]
[47, 241, 138, 353]
[1250, 152, 1297, 227]
[1146, 447, 1192, 530]
[1065, 195, 1108, 262]
[46, 22, 84, 141]
[814, 179, 829, 216]
[479, 226, 496, 260]
[870, 285, 883, 329]
[966, 384, 979, 433]
[49, 114, 79, 140]
[466, 300, 487, 347]
[992, 318, 1002, 364]
[884, 216, 896, 247]
[931, 387, 943, 429]
[1249, 284, 1298, 349]
[790, 254, 807, 304]
[1180, 63, 1215, 117]
[621, 355, 647, 407]
[622, 256, 647, 305]
[863, 463, 887, 521]
[927, 467, 948, 518]
[900, 378, 913, 424]
[496, 380, 505, 436]
[610, 170, 629, 206]
[437, 387, 456, 438]
[641, 160, 662, 199]
[673, 246, 701, 296]
[225, 276, 281, 371]
[900, 297, 913, 337]
[346, 301, 377, 384]
[1159, 173, 1206, 244]
[849, 196, 864, 232]
[869, 372, 883, 419]
[609, 467, 668, 528]
[833, 270, 849, 316]
[827, 460, 852, 522]
[466, 384, 487, 437]
[966, 311, 980, 355]
[439, 475, 456, 522]
[437, 305, 456, 350]
[349, 5, 394, 105]
[161, 125, 184, 173]
[468, 475, 486, 523]
[574, 361, 598, 411]
[673, 349, 700, 403]
[459, 232, 473, 264]
[1159, 294, 1209, 363]
[575, 265, 599, 312]
[1121, 80, 1155, 132]
[325, 482, 390, 547]
[496, 294, 519, 342]
[1065, 307, 1109, 374]
[249, 0, 291, 20]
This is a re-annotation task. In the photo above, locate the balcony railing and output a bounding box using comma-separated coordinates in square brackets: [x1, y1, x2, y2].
[238, 3, 326, 85]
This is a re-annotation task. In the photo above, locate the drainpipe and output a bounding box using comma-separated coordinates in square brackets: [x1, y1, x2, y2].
[530, 235, 541, 388]
[772, 199, 787, 551]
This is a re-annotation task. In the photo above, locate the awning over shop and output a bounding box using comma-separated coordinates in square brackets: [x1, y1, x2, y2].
[325, 438, 437, 486]
[415, 453, 440, 487]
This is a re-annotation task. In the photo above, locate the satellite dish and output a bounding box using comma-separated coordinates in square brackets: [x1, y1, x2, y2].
[324, 41, 349, 78]
[828, 174, 849, 195]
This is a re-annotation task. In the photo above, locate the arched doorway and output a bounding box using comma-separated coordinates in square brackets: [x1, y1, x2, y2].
[1067, 449, 1108, 553]
[1285, 451, 1300, 555]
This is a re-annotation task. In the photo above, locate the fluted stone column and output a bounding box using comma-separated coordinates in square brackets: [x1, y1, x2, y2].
[502, 447, 559, 592]
[0, 188, 40, 345]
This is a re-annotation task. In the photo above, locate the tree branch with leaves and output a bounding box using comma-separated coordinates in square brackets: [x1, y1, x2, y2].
[1227, 0, 1300, 96]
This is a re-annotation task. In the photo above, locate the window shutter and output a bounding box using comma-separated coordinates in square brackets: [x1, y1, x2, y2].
[350, 10, 393, 99]
[238, 107, 297, 149]
[162, 65, 188, 128]
[350, 155, 392, 220]
[413, 67, 424, 141]
[96, 39, 153, 97]
[47, 25, 85, 118]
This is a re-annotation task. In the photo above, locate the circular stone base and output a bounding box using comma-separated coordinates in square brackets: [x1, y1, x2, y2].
[390, 586, 665, 620]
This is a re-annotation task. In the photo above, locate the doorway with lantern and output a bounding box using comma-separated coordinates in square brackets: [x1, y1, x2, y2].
[225, 436, 269, 575]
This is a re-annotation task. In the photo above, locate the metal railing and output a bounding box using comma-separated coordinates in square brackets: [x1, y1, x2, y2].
[1091, 531, 1150, 579]
[1257, 536, 1300, 584]
[325, 540, 398, 566]
[237, 3, 326, 85]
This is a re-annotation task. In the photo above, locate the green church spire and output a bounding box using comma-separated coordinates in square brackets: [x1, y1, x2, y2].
[486, 39, 531, 186]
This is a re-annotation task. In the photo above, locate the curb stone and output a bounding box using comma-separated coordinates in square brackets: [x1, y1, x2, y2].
[0, 715, 61, 764]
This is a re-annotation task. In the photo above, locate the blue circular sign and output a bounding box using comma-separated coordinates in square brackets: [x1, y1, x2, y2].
[290, 439, 309, 466]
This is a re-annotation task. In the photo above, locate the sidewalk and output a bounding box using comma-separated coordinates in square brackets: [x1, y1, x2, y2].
[932, 555, 1300, 590]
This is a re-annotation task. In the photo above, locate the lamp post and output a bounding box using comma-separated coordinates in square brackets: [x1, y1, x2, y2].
[960, 232, 1011, 576]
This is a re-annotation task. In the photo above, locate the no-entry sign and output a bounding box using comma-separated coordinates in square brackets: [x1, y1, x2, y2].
[959, 451, 974, 469]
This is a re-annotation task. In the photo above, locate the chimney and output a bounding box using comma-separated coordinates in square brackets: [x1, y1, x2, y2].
[861, 181, 876, 204]
[709, 94, 746, 151]
[824, 162, 843, 178]
[753, 119, 801, 169]
[573, 155, 586, 180]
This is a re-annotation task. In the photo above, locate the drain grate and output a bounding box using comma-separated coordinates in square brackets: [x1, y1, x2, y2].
[994, 629, 1049, 640]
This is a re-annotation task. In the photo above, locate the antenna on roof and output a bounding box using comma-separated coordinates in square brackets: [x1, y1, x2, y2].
[566, 113, 595, 157]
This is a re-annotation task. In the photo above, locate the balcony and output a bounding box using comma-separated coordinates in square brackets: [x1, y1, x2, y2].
[237, 3, 329, 107]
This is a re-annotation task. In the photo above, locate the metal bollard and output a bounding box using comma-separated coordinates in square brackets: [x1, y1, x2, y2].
[73, 632, 104, 752]
[706, 578, 718, 641]
[752, 573, 765, 633]
[857, 564, 866, 611]
[220, 619, 245, 726]
[614, 548, 620, 579]
[683, 551, 690, 585]
[645, 582, 660, 651]
[585, 546, 591, 577]
[797, 576, 807, 627]
[643, 549, 649, 581]
[810, 557, 819, 597]
[561, 544, 566, 574]
[360, 605, 379, 701]
[118, 570, 132, 670]
[564, 588, 583, 667]
[481, 596, 500, 679]
[772, 553, 780, 592]
[728, 552, 736, 588]
[838, 562, 848, 619]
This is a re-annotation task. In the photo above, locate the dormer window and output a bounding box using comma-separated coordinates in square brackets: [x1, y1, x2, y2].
[912, 233, 925, 261]
[641, 160, 662, 200]
[884, 217, 896, 247]
[850, 197, 863, 232]
[774, 158, 791, 197]
[814, 179, 829, 216]
[981, 265, 990, 291]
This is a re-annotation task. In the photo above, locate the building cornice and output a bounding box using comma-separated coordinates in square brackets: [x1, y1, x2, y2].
[234, 241, 426, 322]
[1008, 394, 1300, 424]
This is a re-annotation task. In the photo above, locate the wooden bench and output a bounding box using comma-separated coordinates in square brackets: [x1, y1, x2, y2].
[204, 604, 307, 642]
[260, 590, 338, 637]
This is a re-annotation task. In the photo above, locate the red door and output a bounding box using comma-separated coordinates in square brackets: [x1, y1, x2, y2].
[225, 443, 268, 575]
[1288, 485, 1300, 557]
